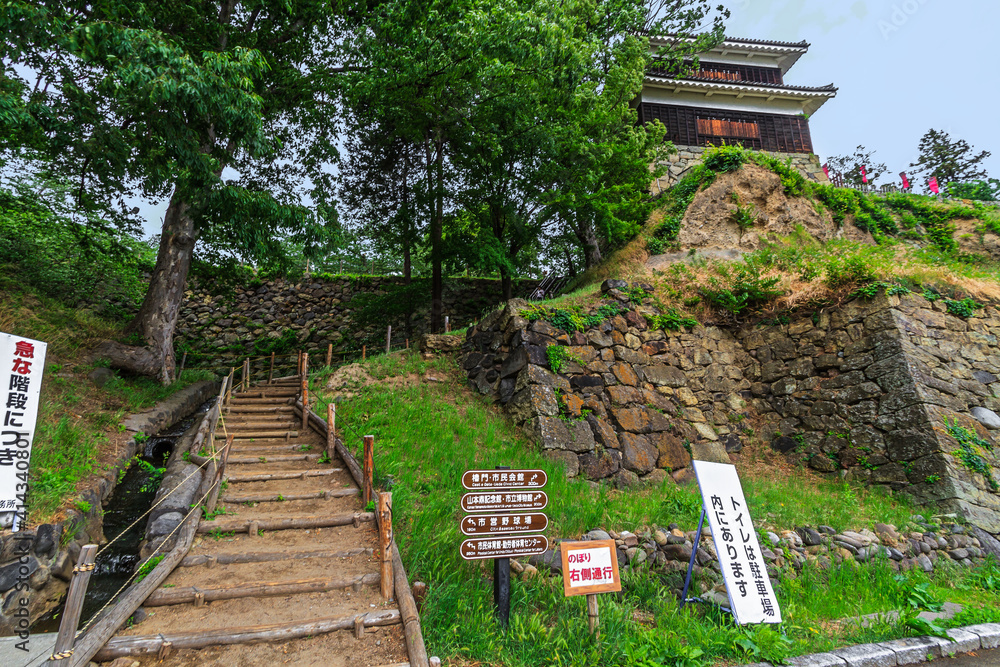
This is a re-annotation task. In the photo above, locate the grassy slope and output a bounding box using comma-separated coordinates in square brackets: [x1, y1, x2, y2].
[313, 351, 1000, 667]
[0, 274, 213, 524]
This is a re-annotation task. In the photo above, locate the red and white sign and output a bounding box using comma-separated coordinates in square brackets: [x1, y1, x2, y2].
[0, 334, 47, 531]
[693, 460, 781, 625]
[560, 540, 621, 597]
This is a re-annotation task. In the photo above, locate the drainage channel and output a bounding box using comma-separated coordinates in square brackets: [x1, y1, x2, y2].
[32, 399, 214, 633]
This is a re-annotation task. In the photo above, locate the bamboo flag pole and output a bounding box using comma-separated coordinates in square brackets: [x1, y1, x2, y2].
[379, 492, 394, 600]
[363, 435, 374, 506]
[326, 343, 333, 367]
[386, 326, 392, 354]
[326, 403, 336, 460]
[587, 594, 599, 639]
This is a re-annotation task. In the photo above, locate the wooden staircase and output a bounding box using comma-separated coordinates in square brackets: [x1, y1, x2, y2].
[95, 378, 409, 666]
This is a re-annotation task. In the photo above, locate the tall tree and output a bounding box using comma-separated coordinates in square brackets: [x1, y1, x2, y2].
[910, 129, 991, 193]
[827, 145, 888, 188]
[2, 1, 346, 382]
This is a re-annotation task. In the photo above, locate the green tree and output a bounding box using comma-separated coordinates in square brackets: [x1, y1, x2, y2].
[2, 1, 345, 382]
[910, 129, 991, 193]
[827, 145, 888, 188]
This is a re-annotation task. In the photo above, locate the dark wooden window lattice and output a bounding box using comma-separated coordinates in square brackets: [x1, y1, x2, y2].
[640, 104, 813, 154]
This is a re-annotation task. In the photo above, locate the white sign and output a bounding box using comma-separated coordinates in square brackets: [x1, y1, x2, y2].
[0, 333, 47, 532]
[692, 460, 781, 625]
[561, 540, 621, 596]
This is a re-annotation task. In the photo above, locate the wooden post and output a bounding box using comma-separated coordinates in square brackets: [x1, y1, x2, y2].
[339, 259, 343, 274]
[178, 352, 187, 379]
[225, 368, 235, 406]
[301, 354, 309, 431]
[379, 492, 394, 600]
[241, 359, 248, 392]
[297, 350, 303, 376]
[268, 352, 275, 384]
[362, 345, 366, 361]
[386, 325, 392, 354]
[49, 544, 98, 664]
[326, 343, 333, 367]
[406, 339, 409, 350]
[363, 435, 374, 506]
[444, 316, 450, 333]
[587, 594, 599, 639]
[326, 403, 336, 460]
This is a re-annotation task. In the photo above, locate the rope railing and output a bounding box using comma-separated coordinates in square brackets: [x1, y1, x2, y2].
[46, 375, 234, 666]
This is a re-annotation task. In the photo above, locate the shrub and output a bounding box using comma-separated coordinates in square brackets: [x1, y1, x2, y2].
[702, 144, 748, 173]
[699, 257, 783, 315]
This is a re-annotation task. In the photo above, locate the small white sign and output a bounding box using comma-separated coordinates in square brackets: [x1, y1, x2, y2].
[692, 460, 781, 625]
[0, 333, 47, 531]
[566, 546, 614, 589]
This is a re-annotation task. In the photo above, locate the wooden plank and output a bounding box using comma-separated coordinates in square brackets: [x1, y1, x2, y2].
[145, 573, 380, 606]
[227, 453, 320, 464]
[195, 511, 375, 534]
[93, 610, 401, 660]
[47, 544, 97, 664]
[224, 468, 344, 482]
[180, 547, 371, 568]
[363, 435, 374, 505]
[221, 488, 358, 503]
[379, 492, 394, 600]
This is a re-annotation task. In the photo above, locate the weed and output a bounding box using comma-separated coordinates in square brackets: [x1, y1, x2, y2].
[645, 308, 698, 331]
[134, 554, 165, 583]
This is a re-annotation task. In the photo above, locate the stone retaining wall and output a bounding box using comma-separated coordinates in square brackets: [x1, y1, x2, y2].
[461, 285, 1000, 532]
[176, 276, 537, 365]
[651, 146, 829, 191]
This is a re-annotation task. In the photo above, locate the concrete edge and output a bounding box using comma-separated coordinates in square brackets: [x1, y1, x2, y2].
[750, 622, 1000, 667]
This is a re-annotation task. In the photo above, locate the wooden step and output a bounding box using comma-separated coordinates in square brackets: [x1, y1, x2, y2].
[224, 468, 343, 483]
[228, 430, 299, 439]
[94, 610, 401, 660]
[230, 397, 294, 405]
[224, 406, 294, 414]
[145, 573, 380, 607]
[222, 488, 358, 503]
[224, 421, 298, 429]
[230, 443, 313, 453]
[238, 390, 299, 399]
[230, 437, 305, 445]
[227, 453, 320, 464]
[180, 546, 372, 568]
[196, 512, 375, 535]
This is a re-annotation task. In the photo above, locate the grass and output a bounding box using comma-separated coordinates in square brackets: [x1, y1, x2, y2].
[311, 350, 1000, 666]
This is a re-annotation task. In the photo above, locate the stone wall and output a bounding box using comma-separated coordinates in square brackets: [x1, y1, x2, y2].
[460, 286, 1000, 533]
[651, 145, 829, 191]
[176, 276, 537, 365]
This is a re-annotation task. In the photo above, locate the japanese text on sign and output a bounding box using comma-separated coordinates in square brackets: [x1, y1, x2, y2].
[559, 540, 621, 597]
[0, 334, 47, 532]
[692, 460, 781, 624]
[461, 491, 548, 513]
[460, 535, 549, 560]
[461, 512, 547, 536]
[462, 469, 547, 490]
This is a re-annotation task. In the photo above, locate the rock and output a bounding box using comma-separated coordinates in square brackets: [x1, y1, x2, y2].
[33, 524, 58, 560]
[971, 407, 1000, 430]
[641, 364, 688, 388]
[109, 659, 141, 667]
[916, 554, 934, 572]
[526, 416, 595, 453]
[618, 433, 658, 474]
[586, 530, 611, 541]
[420, 334, 463, 353]
[766, 532, 780, 546]
[643, 469, 669, 486]
[528, 549, 562, 574]
[544, 450, 580, 478]
[796, 527, 823, 547]
[653, 530, 668, 546]
[601, 279, 628, 293]
[87, 367, 115, 387]
[688, 440, 729, 464]
[0, 555, 37, 591]
[148, 512, 184, 538]
[578, 450, 620, 479]
[613, 469, 640, 489]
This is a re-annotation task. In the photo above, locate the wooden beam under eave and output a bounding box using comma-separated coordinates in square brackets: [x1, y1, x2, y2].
[767, 95, 775, 102]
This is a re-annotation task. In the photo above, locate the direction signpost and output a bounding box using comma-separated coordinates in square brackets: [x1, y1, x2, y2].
[460, 466, 548, 627]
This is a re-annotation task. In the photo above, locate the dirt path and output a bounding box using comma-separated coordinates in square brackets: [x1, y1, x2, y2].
[99, 380, 408, 667]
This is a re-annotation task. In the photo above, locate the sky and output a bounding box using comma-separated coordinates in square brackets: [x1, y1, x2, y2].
[133, 0, 1000, 237]
[724, 0, 1000, 184]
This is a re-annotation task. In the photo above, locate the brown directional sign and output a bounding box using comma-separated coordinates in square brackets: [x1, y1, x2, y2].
[462, 469, 547, 490]
[460, 512, 548, 536]
[460, 535, 549, 560]
[461, 490, 548, 513]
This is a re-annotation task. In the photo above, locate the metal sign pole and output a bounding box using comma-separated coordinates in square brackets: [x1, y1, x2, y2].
[494, 465, 510, 627]
[680, 509, 706, 608]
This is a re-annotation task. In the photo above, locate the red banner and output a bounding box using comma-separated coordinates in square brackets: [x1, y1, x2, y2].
[929, 176, 940, 194]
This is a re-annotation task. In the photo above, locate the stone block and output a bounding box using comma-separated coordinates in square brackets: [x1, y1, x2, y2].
[966, 623, 1000, 649]
[787, 653, 848, 666]
[606, 385, 643, 405]
[611, 407, 671, 434]
[508, 386, 558, 423]
[932, 628, 980, 655]
[648, 432, 691, 470]
[578, 450, 620, 479]
[879, 636, 941, 662]
[618, 433, 658, 474]
[831, 642, 898, 667]
[641, 364, 687, 388]
[689, 440, 729, 463]
[526, 416, 595, 453]
[611, 363, 639, 386]
[544, 450, 579, 478]
[500, 346, 528, 378]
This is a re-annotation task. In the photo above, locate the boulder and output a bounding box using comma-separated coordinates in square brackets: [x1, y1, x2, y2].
[971, 407, 1000, 430]
[419, 334, 463, 353]
[579, 450, 620, 479]
[619, 433, 658, 474]
[544, 450, 580, 478]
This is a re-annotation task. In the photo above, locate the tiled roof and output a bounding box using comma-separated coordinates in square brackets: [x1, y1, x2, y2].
[722, 36, 810, 50]
[645, 74, 837, 96]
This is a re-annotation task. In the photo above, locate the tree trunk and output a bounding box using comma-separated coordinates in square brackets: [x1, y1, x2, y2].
[563, 248, 577, 278]
[500, 266, 512, 302]
[579, 218, 602, 269]
[107, 187, 196, 383]
[429, 131, 444, 333]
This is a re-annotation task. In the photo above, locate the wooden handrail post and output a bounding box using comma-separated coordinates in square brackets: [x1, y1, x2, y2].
[326, 343, 332, 367]
[301, 353, 309, 431]
[379, 492, 394, 600]
[386, 325, 392, 354]
[326, 403, 336, 460]
[268, 352, 275, 384]
[363, 435, 374, 506]
[48, 544, 98, 664]
[362, 345, 366, 361]
[178, 352, 187, 379]
[297, 350, 303, 376]
[406, 339, 409, 350]
[225, 368, 235, 405]
[241, 359, 248, 391]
